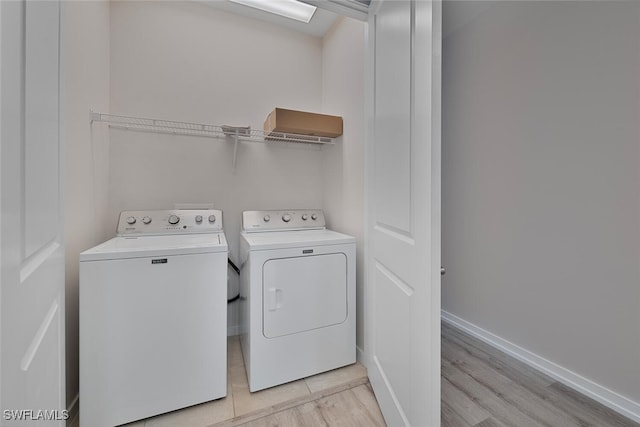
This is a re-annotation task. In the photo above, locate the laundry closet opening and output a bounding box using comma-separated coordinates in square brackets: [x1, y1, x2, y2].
[65, 0, 368, 422]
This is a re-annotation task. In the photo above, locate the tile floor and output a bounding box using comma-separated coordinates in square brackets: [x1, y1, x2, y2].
[72, 336, 373, 427]
[236, 383, 386, 427]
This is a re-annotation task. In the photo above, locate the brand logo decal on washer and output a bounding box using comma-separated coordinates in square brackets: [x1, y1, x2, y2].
[303, 249, 313, 254]
[151, 258, 168, 264]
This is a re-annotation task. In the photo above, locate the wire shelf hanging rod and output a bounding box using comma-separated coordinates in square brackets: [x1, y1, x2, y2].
[89, 111, 335, 146]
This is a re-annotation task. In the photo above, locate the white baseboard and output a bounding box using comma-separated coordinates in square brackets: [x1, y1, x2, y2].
[441, 310, 640, 423]
[356, 345, 369, 368]
[66, 394, 79, 427]
[227, 324, 241, 336]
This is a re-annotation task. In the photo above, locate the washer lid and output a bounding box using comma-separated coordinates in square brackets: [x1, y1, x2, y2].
[80, 233, 228, 262]
[241, 229, 355, 251]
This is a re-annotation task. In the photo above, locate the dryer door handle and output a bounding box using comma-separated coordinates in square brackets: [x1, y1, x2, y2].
[268, 288, 283, 311]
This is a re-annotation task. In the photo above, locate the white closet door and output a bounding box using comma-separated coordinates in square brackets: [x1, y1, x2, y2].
[366, 0, 442, 425]
[1, 1, 66, 425]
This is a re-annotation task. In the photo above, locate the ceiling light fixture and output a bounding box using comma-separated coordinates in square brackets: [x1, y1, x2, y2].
[229, 0, 317, 24]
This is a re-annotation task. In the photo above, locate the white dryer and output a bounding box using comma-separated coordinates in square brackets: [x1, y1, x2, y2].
[240, 209, 356, 392]
[80, 209, 227, 427]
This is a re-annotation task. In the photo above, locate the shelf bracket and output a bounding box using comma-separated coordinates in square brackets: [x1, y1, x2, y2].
[232, 133, 239, 172]
[89, 110, 101, 123]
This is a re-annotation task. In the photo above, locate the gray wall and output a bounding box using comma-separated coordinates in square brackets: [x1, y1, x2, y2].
[442, 1, 640, 404]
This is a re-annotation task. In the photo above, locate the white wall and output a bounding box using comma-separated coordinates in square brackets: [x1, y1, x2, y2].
[321, 17, 366, 350]
[108, 1, 326, 333]
[443, 0, 640, 407]
[62, 0, 110, 411]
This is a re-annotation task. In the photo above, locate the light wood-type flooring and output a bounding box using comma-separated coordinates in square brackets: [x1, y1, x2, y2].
[72, 326, 640, 426]
[442, 322, 640, 427]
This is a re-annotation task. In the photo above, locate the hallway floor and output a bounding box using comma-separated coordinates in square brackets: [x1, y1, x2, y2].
[442, 322, 640, 427]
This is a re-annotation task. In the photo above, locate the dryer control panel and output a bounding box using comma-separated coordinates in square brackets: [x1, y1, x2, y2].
[242, 210, 325, 232]
[117, 209, 223, 236]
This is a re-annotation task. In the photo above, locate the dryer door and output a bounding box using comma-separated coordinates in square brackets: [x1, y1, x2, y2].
[263, 253, 347, 338]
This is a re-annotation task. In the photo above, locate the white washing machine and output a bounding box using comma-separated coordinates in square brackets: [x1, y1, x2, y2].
[240, 209, 356, 392]
[79, 209, 228, 427]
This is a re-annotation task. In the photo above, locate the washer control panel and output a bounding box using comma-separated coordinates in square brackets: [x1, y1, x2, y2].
[117, 209, 223, 236]
[242, 210, 325, 232]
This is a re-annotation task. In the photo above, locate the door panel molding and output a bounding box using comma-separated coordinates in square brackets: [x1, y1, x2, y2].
[20, 299, 59, 372]
[374, 261, 414, 296]
[373, 223, 415, 244]
[20, 240, 60, 283]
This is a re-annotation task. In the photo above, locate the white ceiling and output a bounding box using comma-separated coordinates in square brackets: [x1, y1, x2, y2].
[200, 1, 503, 42]
[199, 0, 341, 37]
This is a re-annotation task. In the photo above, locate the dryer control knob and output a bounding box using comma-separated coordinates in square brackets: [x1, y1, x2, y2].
[168, 214, 180, 225]
[126, 216, 136, 225]
[142, 216, 152, 224]
[301, 214, 309, 221]
[263, 215, 271, 222]
[311, 213, 318, 220]
[208, 215, 216, 223]
[195, 215, 203, 223]
[282, 214, 292, 223]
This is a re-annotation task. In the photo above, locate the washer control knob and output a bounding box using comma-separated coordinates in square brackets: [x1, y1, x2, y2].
[126, 216, 136, 225]
[282, 214, 292, 223]
[301, 214, 309, 221]
[142, 216, 152, 225]
[263, 215, 271, 222]
[195, 215, 203, 223]
[168, 214, 180, 225]
[208, 215, 216, 223]
[311, 213, 318, 221]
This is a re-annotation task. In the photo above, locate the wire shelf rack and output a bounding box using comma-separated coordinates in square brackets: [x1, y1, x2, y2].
[89, 112, 335, 146]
